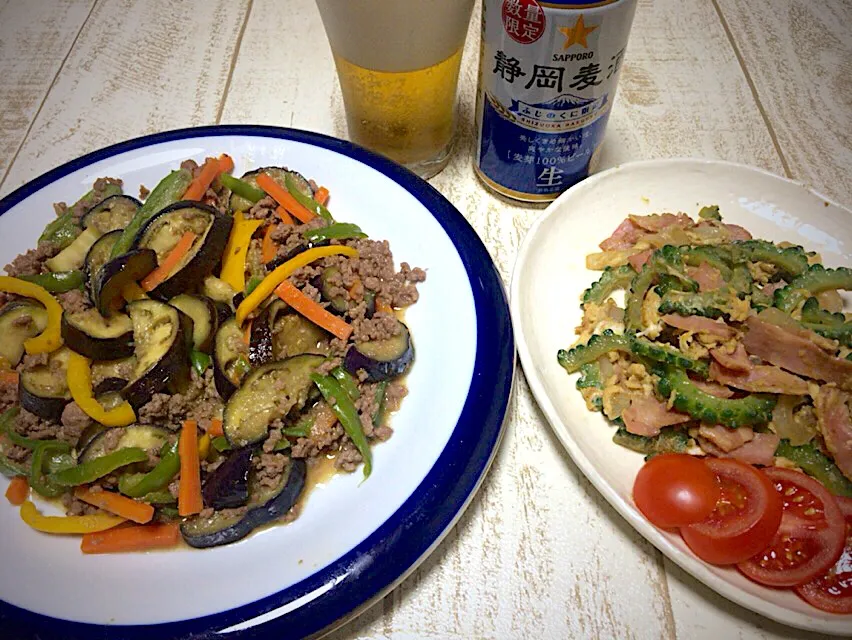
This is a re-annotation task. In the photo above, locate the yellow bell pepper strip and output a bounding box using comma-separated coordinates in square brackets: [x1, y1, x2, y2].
[197, 433, 211, 461]
[235, 245, 359, 325]
[0, 276, 63, 354]
[19, 500, 125, 534]
[220, 211, 263, 292]
[66, 352, 136, 426]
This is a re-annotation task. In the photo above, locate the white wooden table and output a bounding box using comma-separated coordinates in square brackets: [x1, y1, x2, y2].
[1, 1, 850, 637]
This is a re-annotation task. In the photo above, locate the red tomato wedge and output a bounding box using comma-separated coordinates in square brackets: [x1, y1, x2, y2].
[633, 454, 720, 529]
[680, 459, 782, 565]
[738, 468, 845, 587]
[795, 496, 852, 613]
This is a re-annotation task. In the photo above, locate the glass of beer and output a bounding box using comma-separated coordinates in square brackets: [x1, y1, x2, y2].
[315, 0, 475, 179]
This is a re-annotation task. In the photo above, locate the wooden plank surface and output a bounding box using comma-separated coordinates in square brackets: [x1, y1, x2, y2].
[0, 0, 251, 198]
[715, 0, 852, 206]
[0, 0, 94, 189]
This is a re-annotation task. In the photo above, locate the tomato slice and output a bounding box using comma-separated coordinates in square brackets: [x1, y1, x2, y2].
[680, 458, 782, 565]
[795, 496, 852, 614]
[633, 454, 720, 529]
[738, 468, 845, 587]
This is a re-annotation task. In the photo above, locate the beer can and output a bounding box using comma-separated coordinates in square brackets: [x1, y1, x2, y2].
[474, 0, 638, 202]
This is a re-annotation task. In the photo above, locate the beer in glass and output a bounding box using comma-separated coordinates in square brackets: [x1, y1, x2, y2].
[315, 0, 475, 179]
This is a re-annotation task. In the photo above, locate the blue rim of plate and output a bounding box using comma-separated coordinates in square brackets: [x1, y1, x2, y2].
[0, 125, 515, 640]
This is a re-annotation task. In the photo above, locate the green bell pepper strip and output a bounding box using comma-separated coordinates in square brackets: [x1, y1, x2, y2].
[157, 505, 180, 519]
[0, 407, 42, 450]
[139, 490, 176, 504]
[372, 380, 389, 427]
[331, 366, 360, 401]
[303, 223, 366, 244]
[245, 275, 264, 296]
[283, 420, 311, 438]
[190, 350, 212, 377]
[284, 174, 334, 222]
[18, 270, 85, 293]
[220, 173, 266, 203]
[110, 169, 193, 258]
[45, 451, 76, 474]
[211, 435, 231, 453]
[49, 447, 148, 486]
[118, 441, 180, 498]
[311, 373, 372, 479]
[30, 441, 72, 498]
[0, 453, 28, 477]
[39, 183, 123, 248]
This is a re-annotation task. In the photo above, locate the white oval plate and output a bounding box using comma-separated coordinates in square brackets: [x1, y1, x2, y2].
[510, 158, 852, 635]
[0, 126, 515, 639]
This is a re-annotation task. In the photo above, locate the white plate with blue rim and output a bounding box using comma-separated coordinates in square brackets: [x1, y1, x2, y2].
[510, 158, 852, 635]
[0, 125, 515, 639]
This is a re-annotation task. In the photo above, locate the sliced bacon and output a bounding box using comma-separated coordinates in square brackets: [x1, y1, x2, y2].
[759, 280, 786, 297]
[660, 314, 737, 339]
[629, 213, 693, 233]
[709, 343, 752, 373]
[724, 224, 752, 241]
[815, 387, 852, 481]
[600, 218, 642, 251]
[699, 432, 780, 466]
[742, 316, 852, 390]
[709, 361, 810, 395]
[687, 262, 725, 292]
[691, 378, 735, 398]
[698, 424, 754, 452]
[621, 395, 691, 437]
[627, 249, 653, 271]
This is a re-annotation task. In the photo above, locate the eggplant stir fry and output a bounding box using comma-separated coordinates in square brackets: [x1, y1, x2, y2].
[559, 207, 852, 495]
[0, 157, 425, 552]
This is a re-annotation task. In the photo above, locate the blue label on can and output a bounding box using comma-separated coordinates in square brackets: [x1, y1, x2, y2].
[475, 0, 637, 201]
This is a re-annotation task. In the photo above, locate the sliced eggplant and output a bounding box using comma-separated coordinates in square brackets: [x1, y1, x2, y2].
[248, 300, 287, 367]
[202, 276, 237, 309]
[214, 318, 250, 401]
[91, 356, 136, 390]
[168, 294, 217, 353]
[229, 167, 314, 214]
[266, 238, 330, 271]
[92, 249, 157, 316]
[45, 226, 102, 273]
[78, 425, 172, 463]
[223, 354, 325, 448]
[18, 347, 72, 420]
[93, 377, 127, 395]
[84, 229, 122, 305]
[344, 320, 413, 382]
[81, 195, 141, 234]
[122, 299, 190, 408]
[181, 457, 306, 548]
[134, 201, 232, 300]
[273, 313, 331, 359]
[0, 301, 48, 366]
[202, 446, 253, 509]
[61, 309, 134, 360]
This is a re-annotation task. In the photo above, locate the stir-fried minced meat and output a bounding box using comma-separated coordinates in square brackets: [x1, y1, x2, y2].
[4, 242, 59, 277]
[62, 493, 103, 517]
[138, 369, 222, 430]
[0, 378, 18, 413]
[58, 402, 92, 443]
[335, 440, 363, 472]
[57, 289, 91, 315]
[255, 452, 287, 488]
[245, 196, 278, 221]
[13, 409, 58, 441]
[352, 313, 400, 342]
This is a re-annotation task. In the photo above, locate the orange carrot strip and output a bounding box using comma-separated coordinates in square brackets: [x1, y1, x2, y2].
[178, 420, 202, 516]
[74, 487, 154, 524]
[256, 173, 315, 223]
[81, 522, 180, 554]
[261, 224, 278, 263]
[140, 231, 197, 292]
[217, 153, 234, 175]
[208, 418, 224, 437]
[243, 319, 252, 345]
[5, 476, 29, 505]
[275, 205, 294, 225]
[183, 158, 221, 201]
[375, 297, 394, 315]
[315, 186, 329, 206]
[0, 370, 19, 385]
[275, 279, 353, 341]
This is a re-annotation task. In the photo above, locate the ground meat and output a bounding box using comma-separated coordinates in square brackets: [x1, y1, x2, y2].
[263, 427, 283, 453]
[13, 409, 59, 441]
[180, 159, 200, 177]
[335, 440, 363, 472]
[384, 382, 408, 413]
[315, 357, 342, 376]
[0, 378, 18, 413]
[50, 177, 124, 224]
[57, 288, 91, 315]
[57, 402, 92, 444]
[168, 477, 180, 499]
[139, 184, 150, 200]
[255, 452, 287, 488]
[144, 447, 161, 470]
[62, 493, 102, 516]
[352, 312, 400, 343]
[98, 428, 123, 454]
[271, 217, 328, 260]
[245, 196, 278, 221]
[137, 369, 222, 430]
[290, 418, 344, 459]
[4, 443, 30, 463]
[5, 241, 59, 277]
[16, 352, 49, 372]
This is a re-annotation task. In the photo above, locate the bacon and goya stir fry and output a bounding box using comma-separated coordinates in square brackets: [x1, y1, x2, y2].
[559, 207, 852, 613]
[0, 156, 424, 552]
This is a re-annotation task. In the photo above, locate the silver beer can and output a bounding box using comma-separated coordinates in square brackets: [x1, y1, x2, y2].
[475, 0, 638, 202]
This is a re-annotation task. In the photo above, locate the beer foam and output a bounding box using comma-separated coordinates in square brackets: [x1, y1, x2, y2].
[316, 0, 473, 72]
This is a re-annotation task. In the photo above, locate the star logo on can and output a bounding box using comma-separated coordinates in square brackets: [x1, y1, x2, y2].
[559, 14, 598, 49]
[502, 0, 546, 45]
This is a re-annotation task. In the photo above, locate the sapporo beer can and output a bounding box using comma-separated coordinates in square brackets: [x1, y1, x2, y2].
[475, 0, 637, 201]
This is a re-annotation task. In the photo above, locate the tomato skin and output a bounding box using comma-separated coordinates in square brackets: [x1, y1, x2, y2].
[738, 468, 845, 588]
[795, 496, 852, 614]
[632, 454, 720, 529]
[680, 459, 782, 565]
